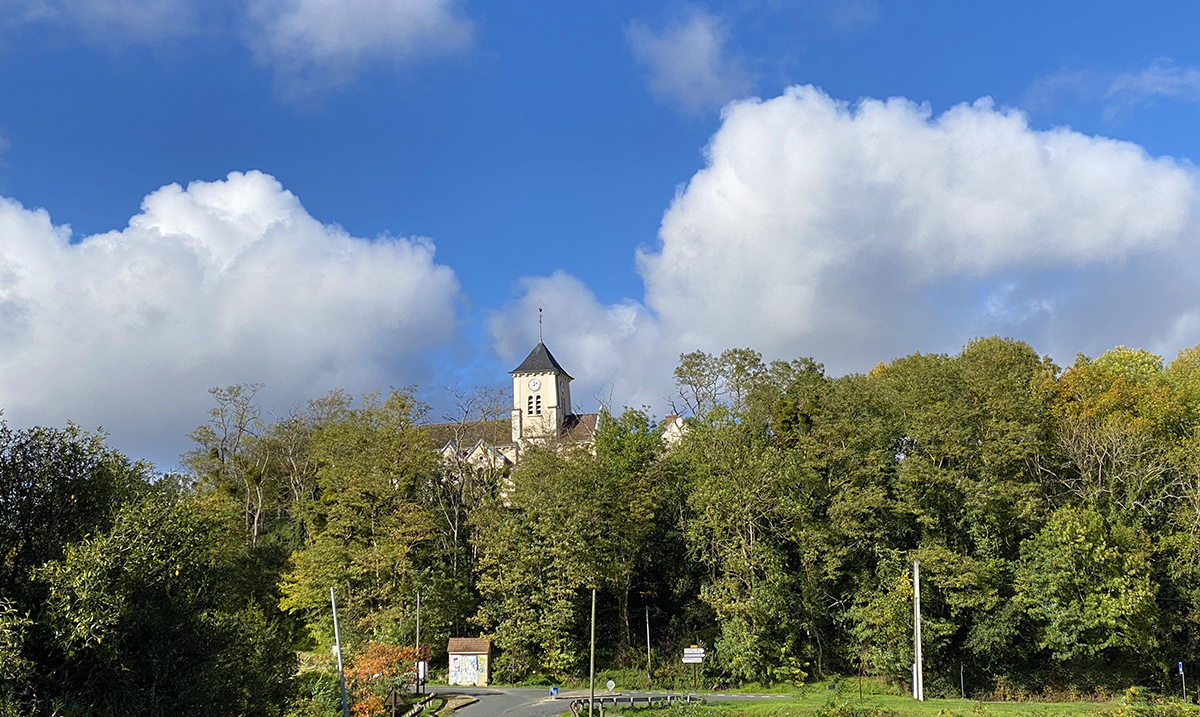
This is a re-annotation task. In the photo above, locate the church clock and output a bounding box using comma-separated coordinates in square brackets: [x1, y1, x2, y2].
[528, 378, 541, 391]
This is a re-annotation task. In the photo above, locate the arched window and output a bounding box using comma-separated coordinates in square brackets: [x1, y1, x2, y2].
[535, 395, 542, 414]
[527, 395, 534, 415]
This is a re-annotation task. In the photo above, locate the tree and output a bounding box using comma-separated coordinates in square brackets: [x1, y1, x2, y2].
[1015, 507, 1158, 669]
[0, 422, 152, 711]
[37, 494, 295, 716]
[471, 409, 663, 676]
[279, 389, 437, 647]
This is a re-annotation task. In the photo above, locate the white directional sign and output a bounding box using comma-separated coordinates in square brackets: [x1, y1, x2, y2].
[682, 647, 705, 664]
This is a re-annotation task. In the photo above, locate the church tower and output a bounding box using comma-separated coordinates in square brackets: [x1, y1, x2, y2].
[510, 341, 573, 444]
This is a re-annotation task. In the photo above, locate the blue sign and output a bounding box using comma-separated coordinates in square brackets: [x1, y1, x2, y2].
[550, 687, 559, 697]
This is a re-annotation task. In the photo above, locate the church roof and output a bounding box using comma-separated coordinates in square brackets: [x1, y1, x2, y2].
[510, 341, 572, 378]
[419, 418, 513, 449]
[562, 413, 598, 442]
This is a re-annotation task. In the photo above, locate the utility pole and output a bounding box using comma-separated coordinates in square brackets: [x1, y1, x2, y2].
[332, 587, 350, 717]
[589, 588, 597, 717]
[645, 606, 652, 682]
[913, 560, 924, 702]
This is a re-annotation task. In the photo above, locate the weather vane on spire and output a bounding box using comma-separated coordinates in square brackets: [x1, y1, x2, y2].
[538, 307, 543, 342]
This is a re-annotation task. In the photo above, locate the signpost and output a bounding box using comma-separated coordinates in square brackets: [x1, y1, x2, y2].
[682, 646, 705, 690]
[606, 680, 615, 693]
[416, 645, 431, 695]
[384, 687, 401, 717]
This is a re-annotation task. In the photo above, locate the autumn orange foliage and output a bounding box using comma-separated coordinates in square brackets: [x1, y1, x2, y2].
[344, 642, 419, 717]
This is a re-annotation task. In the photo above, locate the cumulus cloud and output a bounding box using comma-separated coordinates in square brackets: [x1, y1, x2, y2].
[0, 0, 200, 42]
[0, 170, 459, 464]
[245, 0, 473, 91]
[626, 8, 753, 115]
[491, 86, 1200, 413]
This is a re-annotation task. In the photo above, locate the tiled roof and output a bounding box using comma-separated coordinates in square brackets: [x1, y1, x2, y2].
[562, 413, 598, 442]
[419, 419, 513, 450]
[447, 637, 491, 654]
[510, 342, 572, 378]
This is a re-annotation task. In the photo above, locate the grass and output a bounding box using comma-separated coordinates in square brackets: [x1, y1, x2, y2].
[595, 682, 1200, 717]
[655, 693, 1101, 717]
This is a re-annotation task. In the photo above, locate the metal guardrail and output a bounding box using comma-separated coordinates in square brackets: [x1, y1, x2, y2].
[567, 694, 704, 717]
[401, 692, 438, 717]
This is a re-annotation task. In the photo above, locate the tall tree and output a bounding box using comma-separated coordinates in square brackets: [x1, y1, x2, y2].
[279, 389, 436, 647]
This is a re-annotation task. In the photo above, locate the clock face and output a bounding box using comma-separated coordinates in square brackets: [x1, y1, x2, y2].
[528, 378, 541, 391]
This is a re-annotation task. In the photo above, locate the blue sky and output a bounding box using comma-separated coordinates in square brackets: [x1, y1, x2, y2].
[3, 0, 1200, 465]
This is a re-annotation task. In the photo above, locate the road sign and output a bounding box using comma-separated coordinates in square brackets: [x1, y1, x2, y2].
[549, 686, 559, 697]
[606, 680, 616, 692]
[384, 688, 401, 706]
[682, 646, 705, 664]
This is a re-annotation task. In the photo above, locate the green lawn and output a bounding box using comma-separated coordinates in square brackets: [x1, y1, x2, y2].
[611, 690, 1200, 717]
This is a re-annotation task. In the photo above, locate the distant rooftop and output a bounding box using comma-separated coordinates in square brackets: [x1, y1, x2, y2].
[510, 341, 572, 378]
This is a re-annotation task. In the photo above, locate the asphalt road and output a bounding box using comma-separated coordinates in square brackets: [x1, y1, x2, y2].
[438, 686, 786, 717]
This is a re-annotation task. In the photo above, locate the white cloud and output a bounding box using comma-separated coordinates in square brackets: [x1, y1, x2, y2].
[1108, 59, 1200, 107]
[0, 170, 460, 464]
[1, 0, 472, 89]
[492, 86, 1200, 413]
[0, 0, 199, 41]
[1025, 60, 1200, 121]
[245, 0, 473, 91]
[626, 8, 753, 115]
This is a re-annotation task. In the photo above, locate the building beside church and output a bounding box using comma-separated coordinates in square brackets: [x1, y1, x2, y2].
[428, 341, 599, 470]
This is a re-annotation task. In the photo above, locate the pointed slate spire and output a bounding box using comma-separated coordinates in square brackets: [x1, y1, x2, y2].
[510, 341, 572, 379]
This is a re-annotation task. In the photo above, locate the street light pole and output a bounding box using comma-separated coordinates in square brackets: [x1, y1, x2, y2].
[589, 588, 597, 717]
[645, 606, 652, 682]
[332, 587, 350, 717]
[913, 560, 924, 702]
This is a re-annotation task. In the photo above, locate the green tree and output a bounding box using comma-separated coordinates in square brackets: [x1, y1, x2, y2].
[279, 389, 436, 646]
[1015, 507, 1158, 668]
[472, 409, 663, 676]
[37, 495, 295, 716]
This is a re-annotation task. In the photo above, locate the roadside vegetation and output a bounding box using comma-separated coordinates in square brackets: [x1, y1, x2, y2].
[610, 681, 1200, 717]
[6, 338, 1200, 714]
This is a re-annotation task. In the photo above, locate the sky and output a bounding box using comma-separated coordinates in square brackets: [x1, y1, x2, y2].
[2, 0, 1200, 467]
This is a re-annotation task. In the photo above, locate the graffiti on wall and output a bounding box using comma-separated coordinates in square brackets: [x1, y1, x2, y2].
[449, 654, 479, 686]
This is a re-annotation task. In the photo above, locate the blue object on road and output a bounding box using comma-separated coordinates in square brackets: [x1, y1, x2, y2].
[550, 687, 559, 697]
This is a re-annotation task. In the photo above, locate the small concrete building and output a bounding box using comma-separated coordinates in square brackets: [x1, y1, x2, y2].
[447, 637, 491, 687]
